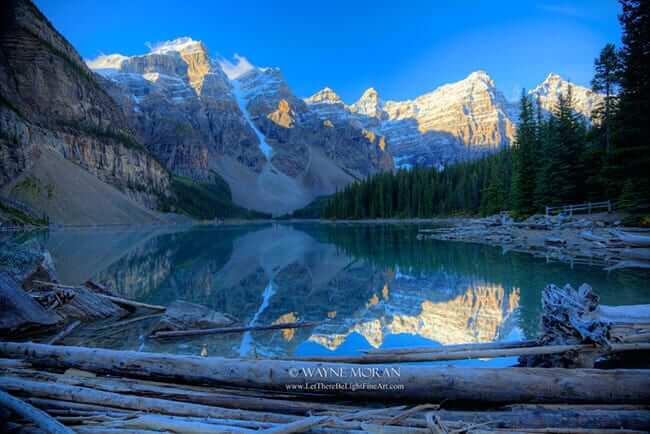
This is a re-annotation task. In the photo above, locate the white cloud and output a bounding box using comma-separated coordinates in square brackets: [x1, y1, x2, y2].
[86, 53, 127, 70]
[218, 54, 256, 79]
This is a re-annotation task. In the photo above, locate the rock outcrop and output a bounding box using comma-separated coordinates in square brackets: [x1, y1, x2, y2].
[89, 41, 392, 215]
[0, 0, 172, 217]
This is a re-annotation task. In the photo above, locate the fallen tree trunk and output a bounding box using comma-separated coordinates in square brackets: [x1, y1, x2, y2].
[363, 340, 538, 355]
[34, 280, 160, 311]
[45, 321, 80, 345]
[0, 377, 297, 424]
[261, 416, 331, 434]
[2, 342, 650, 404]
[291, 343, 650, 364]
[150, 321, 321, 339]
[0, 367, 353, 415]
[427, 409, 650, 431]
[94, 294, 166, 312]
[0, 389, 74, 434]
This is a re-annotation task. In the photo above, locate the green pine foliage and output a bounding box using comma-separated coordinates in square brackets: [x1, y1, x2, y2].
[161, 175, 269, 220]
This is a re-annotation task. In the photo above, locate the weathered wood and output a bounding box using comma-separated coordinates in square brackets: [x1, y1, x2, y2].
[613, 230, 650, 247]
[83, 280, 113, 295]
[0, 272, 61, 333]
[58, 287, 127, 320]
[522, 284, 610, 368]
[261, 416, 331, 434]
[473, 430, 645, 434]
[427, 409, 650, 430]
[0, 389, 74, 434]
[291, 343, 650, 364]
[150, 321, 321, 339]
[0, 377, 298, 424]
[32, 280, 165, 312]
[94, 314, 162, 332]
[95, 414, 254, 433]
[0, 366, 354, 415]
[621, 248, 650, 261]
[153, 300, 235, 333]
[95, 294, 166, 312]
[364, 340, 538, 355]
[2, 342, 650, 404]
[597, 305, 650, 324]
[45, 321, 80, 345]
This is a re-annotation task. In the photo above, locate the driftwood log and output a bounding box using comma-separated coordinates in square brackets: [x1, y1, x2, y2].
[521, 283, 613, 367]
[0, 389, 74, 434]
[150, 321, 321, 339]
[45, 321, 81, 345]
[2, 342, 650, 404]
[152, 300, 235, 333]
[291, 342, 650, 364]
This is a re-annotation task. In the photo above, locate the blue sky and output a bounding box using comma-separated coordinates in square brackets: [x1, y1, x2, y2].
[36, 0, 621, 102]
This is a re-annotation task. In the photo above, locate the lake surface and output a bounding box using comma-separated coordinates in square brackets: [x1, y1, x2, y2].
[10, 223, 650, 364]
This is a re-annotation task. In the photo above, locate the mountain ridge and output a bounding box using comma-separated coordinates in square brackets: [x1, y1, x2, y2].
[87, 37, 392, 215]
[306, 71, 603, 169]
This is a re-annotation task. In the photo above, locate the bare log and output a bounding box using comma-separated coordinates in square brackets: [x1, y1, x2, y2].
[427, 409, 650, 430]
[0, 366, 353, 415]
[2, 342, 650, 404]
[261, 416, 331, 434]
[96, 294, 166, 312]
[0, 389, 74, 434]
[45, 321, 81, 345]
[291, 343, 650, 364]
[0, 377, 297, 423]
[364, 340, 537, 355]
[472, 429, 646, 434]
[150, 321, 321, 339]
[96, 414, 254, 433]
[32, 281, 165, 312]
[94, 314, 162, 332]
[596, 305, 650, 324]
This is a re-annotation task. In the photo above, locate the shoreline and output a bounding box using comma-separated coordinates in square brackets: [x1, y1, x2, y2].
[416, 212, 650, 270]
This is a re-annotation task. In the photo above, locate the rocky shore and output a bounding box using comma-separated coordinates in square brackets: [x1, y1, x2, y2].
[417, 212, 650, 270]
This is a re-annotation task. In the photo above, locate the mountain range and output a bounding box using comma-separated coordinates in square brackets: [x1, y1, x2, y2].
[305, 71, 603, 169]
[0, 0, 604, 223]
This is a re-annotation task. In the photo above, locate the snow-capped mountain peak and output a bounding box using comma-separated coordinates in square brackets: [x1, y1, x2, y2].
[465, 70, 494, 85]
[351, 87, 383, 118]
[304, 87, 343, 105]
[149, 37, 204, 55]
[529, 73, 602, 119]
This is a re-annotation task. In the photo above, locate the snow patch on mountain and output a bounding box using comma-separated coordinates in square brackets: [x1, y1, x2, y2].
[232, 80, 273, 159]
[149, 37, 203, 54]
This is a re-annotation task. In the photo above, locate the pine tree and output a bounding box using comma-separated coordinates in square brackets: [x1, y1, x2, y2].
[613, 0, 650, 208]
[511, 91, 538, 216]
[591, 43, 621, 156]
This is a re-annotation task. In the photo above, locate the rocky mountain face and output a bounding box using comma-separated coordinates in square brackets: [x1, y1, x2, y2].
[529, 73, 603, 120]
[89, 39, 392, 215]
[306, 71, 603, 169]
[0, 0, 172, 215]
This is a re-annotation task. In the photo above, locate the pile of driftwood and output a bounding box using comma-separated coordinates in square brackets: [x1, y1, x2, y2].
[1, 341, 650, 434]
[1, 284, 650, 433]
[417, 211, 650, 270]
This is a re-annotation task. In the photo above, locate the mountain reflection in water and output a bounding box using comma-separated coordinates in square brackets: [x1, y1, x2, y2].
[27, 223, 650, 361]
